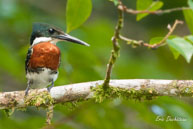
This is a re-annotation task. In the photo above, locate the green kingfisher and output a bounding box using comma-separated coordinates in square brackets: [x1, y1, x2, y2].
[25, 23, 89, 96]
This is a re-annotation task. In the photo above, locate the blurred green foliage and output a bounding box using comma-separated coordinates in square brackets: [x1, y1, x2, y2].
[0, 0, 193, 129]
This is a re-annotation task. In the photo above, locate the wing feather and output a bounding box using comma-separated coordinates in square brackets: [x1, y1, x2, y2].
[25, 47, 33, 73]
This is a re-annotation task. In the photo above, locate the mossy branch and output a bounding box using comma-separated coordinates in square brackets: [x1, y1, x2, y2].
[0, 79, 193, 110]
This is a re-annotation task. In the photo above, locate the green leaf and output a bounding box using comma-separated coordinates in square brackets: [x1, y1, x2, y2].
[149, 37, 163, 44]
[137, 0, 152, 21]
[166, 35, 179, 59]
[183, 10, 193, 35]
[136, 0, 163, 21]
[66, 0, 92, 33]
[150, 36, 180, 59]
[109, 0, 118, 6]
[169, 46, 180, 60]
[188, 0, 193, 10]
[167, 37, 193, 63]
[137, 0, 152, 11]
[185, 35, 193, 44]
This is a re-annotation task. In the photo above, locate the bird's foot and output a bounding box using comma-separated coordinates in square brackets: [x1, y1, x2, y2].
[47, 86, 53, 92]
[25, 88, 30, 96]
[47, 80, 54, 92]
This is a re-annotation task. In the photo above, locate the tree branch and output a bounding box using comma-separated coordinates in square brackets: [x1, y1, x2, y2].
[118, 5, 191, 15]
[0, 79, 193, 110]
[103, 1, 124, 87]
[119, 20, 183, 49]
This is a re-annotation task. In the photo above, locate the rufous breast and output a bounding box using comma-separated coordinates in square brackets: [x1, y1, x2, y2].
[29, 42, 61, 70]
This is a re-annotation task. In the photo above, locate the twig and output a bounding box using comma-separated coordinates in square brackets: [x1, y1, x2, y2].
[46, 105, 54, 125]
[118, 5, 191, 15]
[119, 20, 183, 49]
[152, 20, 183, 48]
[0, 79, 193, 110]
[103, 1, 124, 87]
[43, 100, 87, 129]
[119, 35, 149, 47]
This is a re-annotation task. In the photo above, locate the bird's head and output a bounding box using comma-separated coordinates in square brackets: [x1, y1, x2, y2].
[30, 22, 89, 46]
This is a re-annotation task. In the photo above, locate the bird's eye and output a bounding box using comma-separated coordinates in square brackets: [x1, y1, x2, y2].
[48, 28, 55, 34]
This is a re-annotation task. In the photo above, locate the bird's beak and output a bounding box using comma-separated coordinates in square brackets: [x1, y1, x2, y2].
[53, 34, 90, 46]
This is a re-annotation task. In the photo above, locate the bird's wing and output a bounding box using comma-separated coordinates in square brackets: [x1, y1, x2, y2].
[25, 47, 33, 73]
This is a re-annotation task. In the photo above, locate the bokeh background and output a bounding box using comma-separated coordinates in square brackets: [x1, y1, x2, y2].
[0, 0, 193, 129]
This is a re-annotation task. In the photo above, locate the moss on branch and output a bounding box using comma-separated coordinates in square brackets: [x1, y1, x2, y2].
[24, 91, 54, 107]
[91, 85, 159, 103]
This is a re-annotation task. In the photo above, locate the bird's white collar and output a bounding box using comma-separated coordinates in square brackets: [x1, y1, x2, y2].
[32, 37, 59, 46]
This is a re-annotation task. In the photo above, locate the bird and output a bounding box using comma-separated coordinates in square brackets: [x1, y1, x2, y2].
[25, 22, 89, 96]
